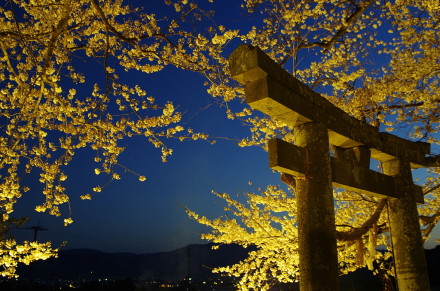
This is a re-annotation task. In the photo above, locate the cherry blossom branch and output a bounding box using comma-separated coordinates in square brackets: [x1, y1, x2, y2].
[360, 101, 430, 115]
[91, 0, 178, 48]
[281, 0, 376, 66]
[336, 199, 386, 241]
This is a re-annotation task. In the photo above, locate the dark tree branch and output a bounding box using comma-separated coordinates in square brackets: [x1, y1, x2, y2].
[321, 0, 375, 52]
[336, 199, 387, 241]
[360, 101, 428, 115]
[299, 0, 375, 52]
[279, 0, 375, 66]
[91, 0, 137, 43]
[91, 0, 181, 52]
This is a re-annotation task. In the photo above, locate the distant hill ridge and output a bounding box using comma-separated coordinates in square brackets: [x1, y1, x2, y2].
[18, 243, 251, 282]
[18, 244, 440, 288]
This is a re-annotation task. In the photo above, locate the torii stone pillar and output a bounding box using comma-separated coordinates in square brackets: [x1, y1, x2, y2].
[383, 159, 430, 291]
[294, 122, 340, 291]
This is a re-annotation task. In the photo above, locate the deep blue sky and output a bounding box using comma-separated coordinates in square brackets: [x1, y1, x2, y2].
[11, 0, 439, 254]
[12, 58, 282, 254]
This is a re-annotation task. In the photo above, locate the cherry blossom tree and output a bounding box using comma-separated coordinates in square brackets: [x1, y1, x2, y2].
[187, 0, 440, 289]
[0, 0, 219, 276]
[1, 0, 439, 283]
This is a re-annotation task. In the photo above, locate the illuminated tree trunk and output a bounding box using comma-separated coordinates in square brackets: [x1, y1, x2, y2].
[294, 122, 340, 291]
[383, 159, 430, 291]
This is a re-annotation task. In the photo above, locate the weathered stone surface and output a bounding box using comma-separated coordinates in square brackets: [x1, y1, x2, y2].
[425, 155, 440, 167]
[293, 123, 340, 291]
[229, 44, 286, 84]
[269, 138, 307, 177]
[333, 145, 371, 168]
[244, 76, 312, 126]
[229, 44, 430, 168]
[269, 139, 424, 203]
[383, 159, 430, 291]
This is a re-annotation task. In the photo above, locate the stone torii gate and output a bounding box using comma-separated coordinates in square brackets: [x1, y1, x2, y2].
[228, 45, 431, 291]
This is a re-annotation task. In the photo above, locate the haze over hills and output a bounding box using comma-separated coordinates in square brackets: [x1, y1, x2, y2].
[13, 244, 440, 290]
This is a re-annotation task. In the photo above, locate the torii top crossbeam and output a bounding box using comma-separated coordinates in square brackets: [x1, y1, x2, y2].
[228, 45, 431, 169]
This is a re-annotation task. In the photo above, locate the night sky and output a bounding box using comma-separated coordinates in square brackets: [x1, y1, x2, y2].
[12, 63, 283, 253]
[10, 0, 440, 254]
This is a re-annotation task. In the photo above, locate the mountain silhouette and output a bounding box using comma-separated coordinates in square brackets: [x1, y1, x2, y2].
[14, 243, 440, 290]
[18, 243, 251, 282]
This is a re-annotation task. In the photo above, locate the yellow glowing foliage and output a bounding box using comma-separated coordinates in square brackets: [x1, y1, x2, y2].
[2, 0, 440, 283]
[0, 0, 218, 276]
[0, 239, 58, 278]
[187, 0, 440, 289]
